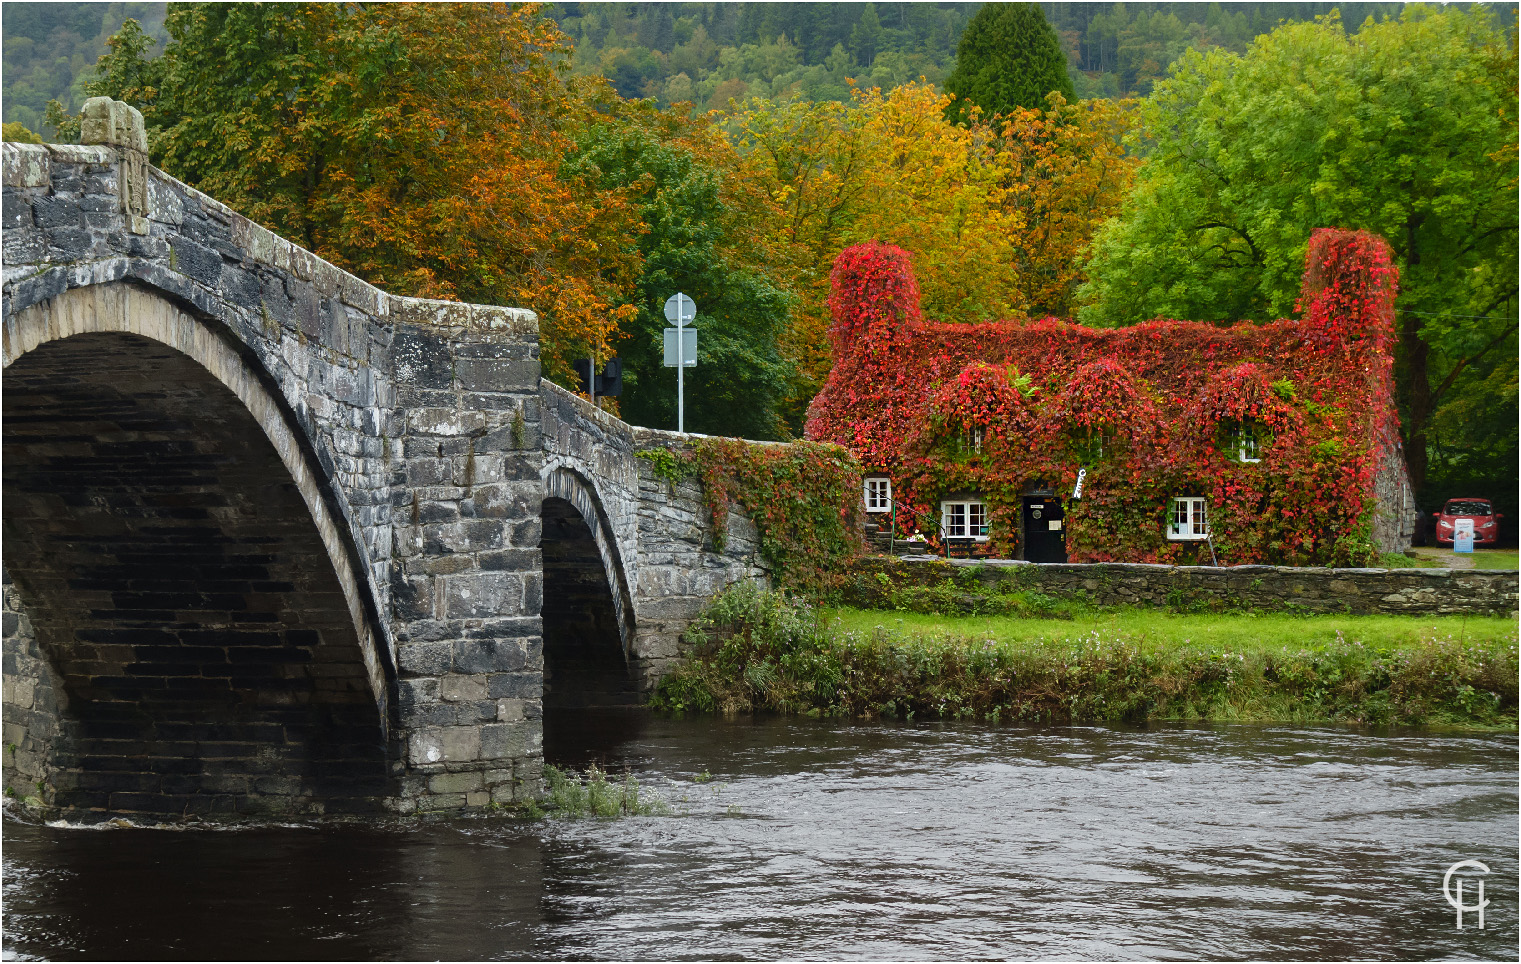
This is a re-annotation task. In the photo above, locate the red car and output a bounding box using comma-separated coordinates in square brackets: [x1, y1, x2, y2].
[1433, 498, 1502, 546]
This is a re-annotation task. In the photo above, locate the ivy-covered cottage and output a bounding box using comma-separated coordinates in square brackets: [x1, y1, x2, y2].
[805, 229, 1416, 566]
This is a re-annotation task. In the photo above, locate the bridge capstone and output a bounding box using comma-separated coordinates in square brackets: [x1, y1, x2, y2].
[1, 101, 777, 820]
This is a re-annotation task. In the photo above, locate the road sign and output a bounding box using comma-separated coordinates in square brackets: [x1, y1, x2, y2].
[664, 292, 696, 326]
[663, 328, 697, 367]
[662, 292, 697, 432]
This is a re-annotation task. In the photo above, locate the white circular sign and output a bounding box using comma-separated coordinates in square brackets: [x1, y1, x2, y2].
[664, 292, 696, 325]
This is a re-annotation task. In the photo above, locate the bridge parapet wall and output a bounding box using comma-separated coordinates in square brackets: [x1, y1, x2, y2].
[626, 428, 769, 684]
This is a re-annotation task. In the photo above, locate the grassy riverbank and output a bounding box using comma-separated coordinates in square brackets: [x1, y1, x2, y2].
[651, 584, 1518, 728]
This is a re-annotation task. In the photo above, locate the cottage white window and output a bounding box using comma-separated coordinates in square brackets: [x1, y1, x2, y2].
[1228, 422, 1261, 463]
[1168, 497, 1209, 541]
[1078, 427, 1113, 460]
[942, 499, 989, 540]
[864, 477, 892, 513]
[961, 425, 984, 455]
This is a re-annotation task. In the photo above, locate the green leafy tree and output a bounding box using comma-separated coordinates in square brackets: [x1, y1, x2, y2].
[943, 3, 1074, 123]
[1, 121, 43, 143]
[568, 107, 794, 439]
[849, 3, 884, 67]
[1078, 7, 1518, 500]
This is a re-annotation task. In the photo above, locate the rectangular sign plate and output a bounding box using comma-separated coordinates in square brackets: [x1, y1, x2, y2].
[663, 327, 697, 367]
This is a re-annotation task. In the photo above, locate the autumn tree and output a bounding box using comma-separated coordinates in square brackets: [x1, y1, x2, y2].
[76, 2, 641, 379]
[943, 3, 1074, 124]
[994, 93, 1139, 318]
[729, 82, 1135, 430]
[724, 94, 879, 429]
[1078, 7, 1518, 501]
[567, 100, 795, 439]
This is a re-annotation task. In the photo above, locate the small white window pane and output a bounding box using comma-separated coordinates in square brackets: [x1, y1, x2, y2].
[1170, 497, 1209, 540]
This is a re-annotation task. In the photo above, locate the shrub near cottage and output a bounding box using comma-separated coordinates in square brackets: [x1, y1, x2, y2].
[805, 231, 1402, 566]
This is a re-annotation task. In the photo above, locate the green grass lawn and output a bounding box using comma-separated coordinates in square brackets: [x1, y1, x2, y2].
[821, 607, 1518, 655]
[1383, 549, 1520, 570]
[654, 585, 1518, 727]
[1463, 550, 1519, 570]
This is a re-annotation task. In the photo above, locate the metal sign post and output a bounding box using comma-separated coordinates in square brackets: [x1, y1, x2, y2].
[663, 292, 697, 433]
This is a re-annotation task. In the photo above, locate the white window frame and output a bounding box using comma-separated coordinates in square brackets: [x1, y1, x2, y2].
[863, 476, 892, 513]
[1168, 497, 1209, 541]
[941, 499, 990, 541]
[1080, 427, 1111, 460]
[1229, 422, 1261, 463]
[962, 425, 983, 455]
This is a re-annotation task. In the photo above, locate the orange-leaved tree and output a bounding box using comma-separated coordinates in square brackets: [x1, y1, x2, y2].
[84, 1, 641, 378]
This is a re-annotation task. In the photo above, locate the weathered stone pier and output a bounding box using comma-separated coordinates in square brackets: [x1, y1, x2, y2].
[2, 99, 767, 820]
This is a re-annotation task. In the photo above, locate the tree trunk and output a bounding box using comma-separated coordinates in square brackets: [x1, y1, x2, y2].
[1399, 309, 1430, 495]
[1398, 212, 1429, 495]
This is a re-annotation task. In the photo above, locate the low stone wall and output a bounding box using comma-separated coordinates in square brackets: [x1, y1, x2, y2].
[847, 556, 1519, 617]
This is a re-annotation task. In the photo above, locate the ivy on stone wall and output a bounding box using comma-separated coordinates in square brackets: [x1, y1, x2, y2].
[684, 438, 866, 593]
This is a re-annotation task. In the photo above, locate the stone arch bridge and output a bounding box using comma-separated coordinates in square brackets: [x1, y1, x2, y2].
[1, 102, 770, 819]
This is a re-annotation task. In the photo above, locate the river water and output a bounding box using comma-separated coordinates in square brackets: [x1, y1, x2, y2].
[3, 714, 1515, 961]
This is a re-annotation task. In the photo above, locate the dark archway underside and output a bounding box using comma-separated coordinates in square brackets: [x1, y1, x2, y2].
[540, 497, 638, 710]
[3, 333, 390, 818]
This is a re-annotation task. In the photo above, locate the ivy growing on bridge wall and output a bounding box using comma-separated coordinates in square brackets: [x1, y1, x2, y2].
[641, 439, 866, 593]
[804, 230, 1402, 566]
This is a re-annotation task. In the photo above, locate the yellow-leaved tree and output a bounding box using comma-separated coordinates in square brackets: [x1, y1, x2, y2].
[726, 82, 1134, 429]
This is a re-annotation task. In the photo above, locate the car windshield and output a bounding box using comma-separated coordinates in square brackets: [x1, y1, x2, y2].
[1444, 500, 1492, 516]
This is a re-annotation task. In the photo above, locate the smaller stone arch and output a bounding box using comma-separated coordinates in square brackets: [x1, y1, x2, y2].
[540, 465, 638, 655]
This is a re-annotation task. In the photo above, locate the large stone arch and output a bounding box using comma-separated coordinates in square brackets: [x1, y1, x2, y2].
[3, 283, 393, 816]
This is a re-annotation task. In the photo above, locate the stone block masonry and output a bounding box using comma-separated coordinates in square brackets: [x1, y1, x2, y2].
[2, 100, 776, 821]
[538, 380, 769, 690]
[2, 104, 545, 819]
[850, 557, 1519, 617]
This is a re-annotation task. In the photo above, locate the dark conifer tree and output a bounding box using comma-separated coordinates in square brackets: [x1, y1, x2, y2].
[943, 3, 1074, 123]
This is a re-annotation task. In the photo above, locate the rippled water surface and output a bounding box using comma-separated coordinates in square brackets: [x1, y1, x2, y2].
[3, 715, 1516, 960]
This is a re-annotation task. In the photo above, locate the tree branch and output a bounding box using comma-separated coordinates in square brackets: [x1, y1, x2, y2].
[1429, 323, 1518, 408]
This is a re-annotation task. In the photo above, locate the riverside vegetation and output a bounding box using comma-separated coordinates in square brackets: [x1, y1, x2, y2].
[651, 583, 1518, 729]
[538, 764, 667, 819]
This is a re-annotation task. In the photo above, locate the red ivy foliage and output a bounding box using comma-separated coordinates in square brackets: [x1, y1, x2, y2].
[805, 231, 1404, 566]
[688, 438, 866, 594]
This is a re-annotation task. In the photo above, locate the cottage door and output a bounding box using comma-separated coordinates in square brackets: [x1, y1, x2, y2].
[1022, 497, 1067, 563]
